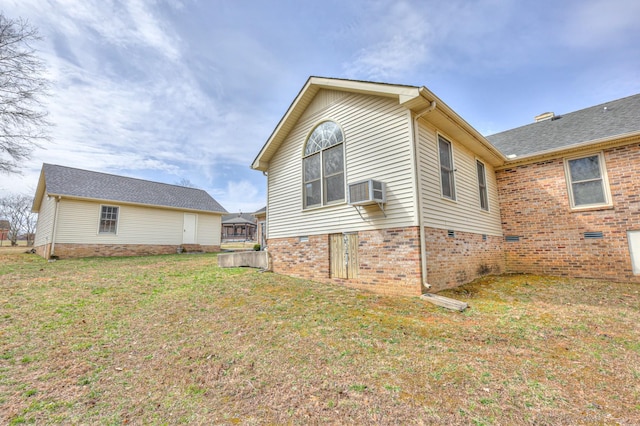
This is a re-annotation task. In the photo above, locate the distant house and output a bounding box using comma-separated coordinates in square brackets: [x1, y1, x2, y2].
[221, 213, 257, 242]
[253, 206, 266, 249]
[32, 164, 227, 259]
[252, 77, 640, 296]
[0, 219, 9, 243]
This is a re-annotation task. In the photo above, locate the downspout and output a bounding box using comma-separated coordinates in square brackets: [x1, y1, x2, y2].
[412, 101, 436, 291]
[263, 170, 269, 247]
[50, 196, 61, 258]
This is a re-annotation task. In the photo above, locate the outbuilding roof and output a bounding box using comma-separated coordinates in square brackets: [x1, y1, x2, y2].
[222, 215, 256, 225]
[487, 93, 640, 158]
[32, 164, 227, 214]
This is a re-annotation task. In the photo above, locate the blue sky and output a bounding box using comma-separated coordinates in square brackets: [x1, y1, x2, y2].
[2, 0, 639, 213]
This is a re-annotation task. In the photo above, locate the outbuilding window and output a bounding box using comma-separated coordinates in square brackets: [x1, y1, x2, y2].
[99, 205, 119, 234]
[564, 153, 611, 209]
[303, 121, 345, 208]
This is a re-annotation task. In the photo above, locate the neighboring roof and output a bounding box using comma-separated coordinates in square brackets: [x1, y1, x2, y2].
[222, 215, 256, 225]
[252, 76, 506, 170]
[32, 164, 227, 214]
[253, 206, 266, 215]
[0, 219, 9, 229]
[487, 93, 640, 158]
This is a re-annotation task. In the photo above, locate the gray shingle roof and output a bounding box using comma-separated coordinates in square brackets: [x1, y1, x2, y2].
[222, 213, 257, 224]
[487, 93, 640, 158]
[42, 164, 227, 213]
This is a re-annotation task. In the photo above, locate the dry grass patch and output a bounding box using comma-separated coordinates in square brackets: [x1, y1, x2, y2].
[1, 252, 639, 425]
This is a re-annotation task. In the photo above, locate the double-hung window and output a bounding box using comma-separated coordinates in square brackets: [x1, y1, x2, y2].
[303, 121, 345, 208]
[565, 153, 611, 209]
[438, 135, 456, 200]
[476, 159, 489, 211]
[99, 205, 119, 234]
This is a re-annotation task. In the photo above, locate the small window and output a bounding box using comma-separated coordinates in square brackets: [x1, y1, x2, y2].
[99, 206, 119, 234]
[438, 136, 456, 200]
[476, 160, 489, 211]
[565, 153, 611, 208]
[303, 121, 345, 208]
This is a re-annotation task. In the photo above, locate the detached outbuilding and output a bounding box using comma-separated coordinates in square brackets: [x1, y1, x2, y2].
[32, 164, 227, 259]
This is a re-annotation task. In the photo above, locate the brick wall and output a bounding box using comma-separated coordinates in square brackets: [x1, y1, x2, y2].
[496, 143, 640, 282]
[268, 227, 423, 296]
[40, 243, 220, 259]
[424, 228, 505, 292]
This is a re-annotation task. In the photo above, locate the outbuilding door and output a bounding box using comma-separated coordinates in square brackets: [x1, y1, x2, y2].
[183, 214, 197, 244]
[330, 233, 358, 279]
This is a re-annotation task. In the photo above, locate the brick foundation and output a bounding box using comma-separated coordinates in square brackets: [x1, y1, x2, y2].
[496, 143, 640, 282]
[36, 243, 221, 259]
[267, 227, 423, 297]
[424, 228, 505, 292]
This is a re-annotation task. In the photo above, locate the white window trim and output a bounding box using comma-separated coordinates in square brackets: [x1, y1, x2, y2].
[301, 120, 347, 210]
[98, 204, 119, 235]
[475, 158, 490, 212]
[437, 134, 457, 202]
[563, 151, 612, 210]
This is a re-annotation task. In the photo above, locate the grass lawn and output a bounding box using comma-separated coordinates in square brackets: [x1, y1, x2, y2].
[1, 250, 639, 425]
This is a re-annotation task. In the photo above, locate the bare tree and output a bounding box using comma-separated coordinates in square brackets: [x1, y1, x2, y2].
[175, 178, 198, 188]
[0, 194, 36, 246]
[0, 13, 51, 174]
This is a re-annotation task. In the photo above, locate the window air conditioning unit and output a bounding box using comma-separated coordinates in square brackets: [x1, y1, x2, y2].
[348, 179, 386, 206]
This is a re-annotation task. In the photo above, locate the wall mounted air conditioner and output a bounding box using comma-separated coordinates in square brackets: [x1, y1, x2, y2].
[348, 179, 386, 206]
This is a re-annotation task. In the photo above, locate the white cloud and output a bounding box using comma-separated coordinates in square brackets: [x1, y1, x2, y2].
[342, 0, 523, 81]
[212, 180, 263, 214]
[343, 1, 433, 80]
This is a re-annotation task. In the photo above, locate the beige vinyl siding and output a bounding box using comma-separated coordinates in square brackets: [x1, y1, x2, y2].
[197, 214, 222, 246]
[34, 194, 56, 247]
[268, 91, 418, 239]
[54, 199, 220, 245]
[417, 121, 503, 236]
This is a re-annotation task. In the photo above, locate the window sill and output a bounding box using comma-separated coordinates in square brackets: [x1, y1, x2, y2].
[302, 200, 346, 212]
[439, 196, 458, 204]
[569, 204, 614, 213]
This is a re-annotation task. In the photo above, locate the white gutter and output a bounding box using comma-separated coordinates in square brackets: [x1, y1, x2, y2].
[411, 101, 437, 290]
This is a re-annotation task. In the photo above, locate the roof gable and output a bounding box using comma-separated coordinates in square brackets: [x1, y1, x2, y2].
[32, 164, 227, 214]
[252, 76, 506, 170]
[487, 93, 640, 158]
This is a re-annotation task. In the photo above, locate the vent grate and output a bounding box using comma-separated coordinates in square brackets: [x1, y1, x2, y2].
[447, 230, 455, 238]
[505, 235, 520, 242]
[584, 231, 604, 239]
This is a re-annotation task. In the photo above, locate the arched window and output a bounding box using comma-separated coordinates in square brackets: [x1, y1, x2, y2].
[303, 121, 345, 208]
